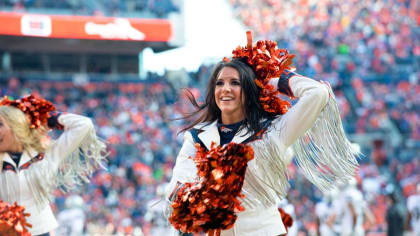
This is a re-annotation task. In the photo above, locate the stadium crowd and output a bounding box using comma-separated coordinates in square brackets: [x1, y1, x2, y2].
[1, 62, 418, 235]
[0, 0, 179, 18]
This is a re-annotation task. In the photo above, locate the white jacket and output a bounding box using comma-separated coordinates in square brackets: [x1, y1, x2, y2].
[0, 113, 105, 236]
[167, 75, 359, 236]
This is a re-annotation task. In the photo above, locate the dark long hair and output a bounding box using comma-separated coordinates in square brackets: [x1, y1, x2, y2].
[179, 58, 275, 135]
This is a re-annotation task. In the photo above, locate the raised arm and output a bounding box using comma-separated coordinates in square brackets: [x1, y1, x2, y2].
[47, 112, 107, 190]
[270, 71, 329, 148]
[268, 71, 358, 192]
[49, 113, 96, 162]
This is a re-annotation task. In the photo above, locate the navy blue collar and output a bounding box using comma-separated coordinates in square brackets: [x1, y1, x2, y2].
[8, 152, 22, 166]
[217, 120, 244, 134]
[217, 120, 245, 146]
[8, 152, 22, 158]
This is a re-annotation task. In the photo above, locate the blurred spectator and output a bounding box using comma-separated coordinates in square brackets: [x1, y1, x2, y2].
[57, 195, 86, 236]
[144, 183, 173, 235]
[385, 189, 405, 236]
[328, 179, 376, 236]
[315, 189, 339, 236]
[406, 184, 420, 235]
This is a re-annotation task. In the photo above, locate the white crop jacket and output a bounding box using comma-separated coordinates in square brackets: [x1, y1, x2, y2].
[167, 75, 359, 236]
[0, 113, 106, 236]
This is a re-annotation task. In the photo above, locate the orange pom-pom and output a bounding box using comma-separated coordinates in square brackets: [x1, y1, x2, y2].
[0, 94, 55, 129]
[0, 200, 32, 236]
[169, 143, 254, 234]
[230, 31, 295, 115]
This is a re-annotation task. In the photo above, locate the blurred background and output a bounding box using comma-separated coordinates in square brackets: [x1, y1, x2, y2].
[0, 0, 418, 235]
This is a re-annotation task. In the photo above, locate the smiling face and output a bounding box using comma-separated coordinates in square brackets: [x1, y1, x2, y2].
[0, 116, 18, 153]
[214, 66, 245, 124]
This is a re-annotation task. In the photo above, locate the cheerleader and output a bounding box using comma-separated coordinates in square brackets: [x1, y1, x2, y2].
[0, 95, 107, 236]
[167, 32, 359, 236]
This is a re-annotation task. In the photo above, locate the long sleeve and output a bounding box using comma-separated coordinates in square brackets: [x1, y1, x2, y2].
[242, 74, 330, 206]
[49, 113, 95, 163]
[272, 74, 330, 148]
[48, 113, 107, 190]
[166, 131, 198, 199]
[165, 132, 198, 234]
[266, 72, 359, 193]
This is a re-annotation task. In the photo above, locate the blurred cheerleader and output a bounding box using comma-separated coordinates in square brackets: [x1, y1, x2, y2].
[0, 95, 107, 236]
[166, 31, 359, 236]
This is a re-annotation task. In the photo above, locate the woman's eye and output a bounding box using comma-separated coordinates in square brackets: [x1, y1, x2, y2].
[231, 80, 240, 85]
[216, 81, 224, 86]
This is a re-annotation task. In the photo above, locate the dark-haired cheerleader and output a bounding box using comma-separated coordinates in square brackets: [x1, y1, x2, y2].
[166, 32, 359, 236]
